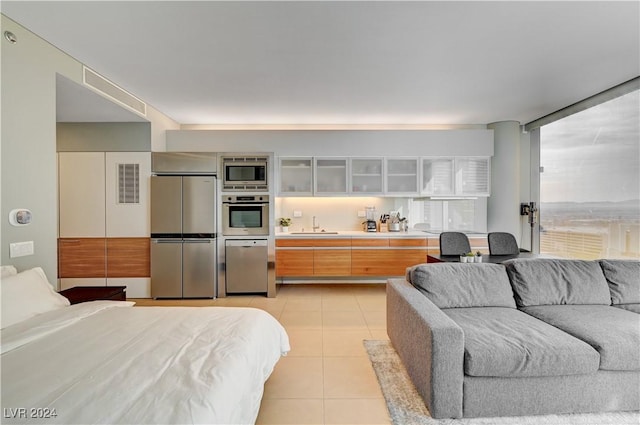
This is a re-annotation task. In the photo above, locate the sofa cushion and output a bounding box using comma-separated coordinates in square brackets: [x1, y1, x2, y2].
[615, 304, 640, 314]
[522, 305, 640, 371]
[408, 263, 516, 309]
[599, 259, 640, 305]
[443, 307, 600, 378]
[504, 259, 611, 307]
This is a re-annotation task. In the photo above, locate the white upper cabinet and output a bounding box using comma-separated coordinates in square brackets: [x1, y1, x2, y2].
[422, 158, 455, 196]
[277, 155, 490, 197]
[314, 158, 348, 195]
[105, 152, 151, 237]
[59, 152, 151, 238]
[455, 157, 491, 196]
[350, 158, 384, 195]
[279, 158, 313, 196]
[385, 158, 419, 195]
[421, 157, 490, 197]
[59, 152, 106, 237]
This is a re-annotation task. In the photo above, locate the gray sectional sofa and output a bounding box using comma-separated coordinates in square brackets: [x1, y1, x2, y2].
[386, 258, 640, 419]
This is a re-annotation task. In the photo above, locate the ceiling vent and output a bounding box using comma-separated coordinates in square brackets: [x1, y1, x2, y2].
[83, 66, 146, 117]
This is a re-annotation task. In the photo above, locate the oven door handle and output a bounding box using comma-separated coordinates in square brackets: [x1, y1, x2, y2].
[224, 203, 267, 207]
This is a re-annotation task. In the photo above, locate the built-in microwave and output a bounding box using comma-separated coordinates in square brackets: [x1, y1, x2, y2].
[222, 156, 268, 191]
[222, 195, 270, 236]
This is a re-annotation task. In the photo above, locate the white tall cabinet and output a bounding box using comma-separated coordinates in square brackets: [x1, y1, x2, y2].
[58, 152, 151, 297]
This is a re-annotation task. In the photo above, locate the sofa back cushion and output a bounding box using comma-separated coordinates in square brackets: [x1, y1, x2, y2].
[504, 259, 611, 307]
[599, 260, 640, 305]
[408, 263, 516, 309]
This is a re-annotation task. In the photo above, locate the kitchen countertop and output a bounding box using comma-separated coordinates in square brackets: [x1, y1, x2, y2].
[275, 230, 488, 238]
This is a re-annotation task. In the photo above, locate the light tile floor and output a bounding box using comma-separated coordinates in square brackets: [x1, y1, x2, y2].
[132, 284, 391, 424]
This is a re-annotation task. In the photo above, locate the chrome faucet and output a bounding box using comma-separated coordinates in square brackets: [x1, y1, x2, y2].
[313, 216, 320, 232]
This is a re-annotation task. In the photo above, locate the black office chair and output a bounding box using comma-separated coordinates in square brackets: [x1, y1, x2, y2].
[488, 232, 520, 255]
[439, 232, 471, 256]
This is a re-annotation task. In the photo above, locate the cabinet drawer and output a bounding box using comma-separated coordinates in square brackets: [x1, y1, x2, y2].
[276, 239, 315, 247]
[58, 238, 106, 278]
[389, 238, 427, 247]
[351, 238, 389, 247]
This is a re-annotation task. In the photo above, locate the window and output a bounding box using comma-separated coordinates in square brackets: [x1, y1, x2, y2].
[412, 199, 478, 232]
[539, 90, 639, 259]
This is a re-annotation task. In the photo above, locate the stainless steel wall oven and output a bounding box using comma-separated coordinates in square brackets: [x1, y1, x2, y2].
[222, 195, 270, 236]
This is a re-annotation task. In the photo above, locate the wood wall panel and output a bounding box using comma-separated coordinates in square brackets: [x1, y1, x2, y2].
[106, 238, 150, 278]
[58, 238, 106, 278]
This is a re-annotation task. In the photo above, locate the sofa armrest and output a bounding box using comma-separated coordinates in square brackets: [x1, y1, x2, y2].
[386, 278, 464, 419]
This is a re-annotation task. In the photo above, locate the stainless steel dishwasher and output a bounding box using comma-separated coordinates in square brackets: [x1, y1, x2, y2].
[225, 239, 268, 294]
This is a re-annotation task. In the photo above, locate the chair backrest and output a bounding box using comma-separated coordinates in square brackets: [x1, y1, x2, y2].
[488, 232, 519, 255]
[439, 232, 471, 256]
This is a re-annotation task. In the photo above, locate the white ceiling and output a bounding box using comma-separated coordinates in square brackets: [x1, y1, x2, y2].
[3, 1, 639, 125]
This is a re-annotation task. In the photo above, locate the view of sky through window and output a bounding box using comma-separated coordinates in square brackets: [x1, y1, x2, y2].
[540, 90, 639, 260]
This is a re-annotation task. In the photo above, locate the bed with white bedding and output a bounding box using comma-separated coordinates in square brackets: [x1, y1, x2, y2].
[0, 267, 290, 425]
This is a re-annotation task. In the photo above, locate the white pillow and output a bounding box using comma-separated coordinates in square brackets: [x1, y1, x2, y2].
[1, 265, 18, 279]
[1, 267, 70, 329]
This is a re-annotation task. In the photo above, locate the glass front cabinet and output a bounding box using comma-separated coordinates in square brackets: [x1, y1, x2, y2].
[314, 158, 348, 195]
[422, 157, 490, 196]
[279, 158, 313, 196]
[385, 158, 419, 195]
[350, 158, 384, 195]
[278, 156, 490, 197]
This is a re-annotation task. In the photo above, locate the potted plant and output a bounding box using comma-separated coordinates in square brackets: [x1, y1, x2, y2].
[466, 251, 476, 263]
[475, 251, 483, 263]
[279, 217, 292, 232]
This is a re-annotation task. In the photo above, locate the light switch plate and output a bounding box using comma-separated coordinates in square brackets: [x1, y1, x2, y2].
[9, 241, 34, 258]
[293, 210, 303, 218]
[357, 210, 366, 218]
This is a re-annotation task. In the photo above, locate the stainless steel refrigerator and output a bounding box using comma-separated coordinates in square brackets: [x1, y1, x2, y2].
[151, 175, 216, 298]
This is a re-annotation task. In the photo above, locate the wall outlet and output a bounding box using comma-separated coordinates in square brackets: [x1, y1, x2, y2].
[357, 210, 366, 218]
[293, 210, 303, 218]
[10, 241, 34, 258]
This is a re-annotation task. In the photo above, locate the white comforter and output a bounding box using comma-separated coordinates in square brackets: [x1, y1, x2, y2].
[1, 301, 290, 424]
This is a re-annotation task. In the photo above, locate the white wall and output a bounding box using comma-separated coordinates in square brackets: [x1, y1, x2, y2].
[1, 15, 178, 284]
[486, 121, 522, 243]
[166, 129, 494, 156]
[1, 15, 79, 282]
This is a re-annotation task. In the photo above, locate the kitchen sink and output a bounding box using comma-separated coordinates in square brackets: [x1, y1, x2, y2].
[290, 231, 339, 235]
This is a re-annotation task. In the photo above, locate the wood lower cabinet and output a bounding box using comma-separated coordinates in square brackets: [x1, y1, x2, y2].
[275, 238, 351, 277]
[276, 237, 428, 278]
[59, 237, 150, 279]
[351, 248, 427, 276]
[314, 249, 351, 276]
[276, 249, 314, 276]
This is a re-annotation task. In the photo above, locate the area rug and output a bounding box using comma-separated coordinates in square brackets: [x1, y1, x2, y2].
[363, 340, 640, 425]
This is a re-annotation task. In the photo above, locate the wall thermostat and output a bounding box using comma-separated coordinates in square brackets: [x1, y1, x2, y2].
[9, 209, 32, 226]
